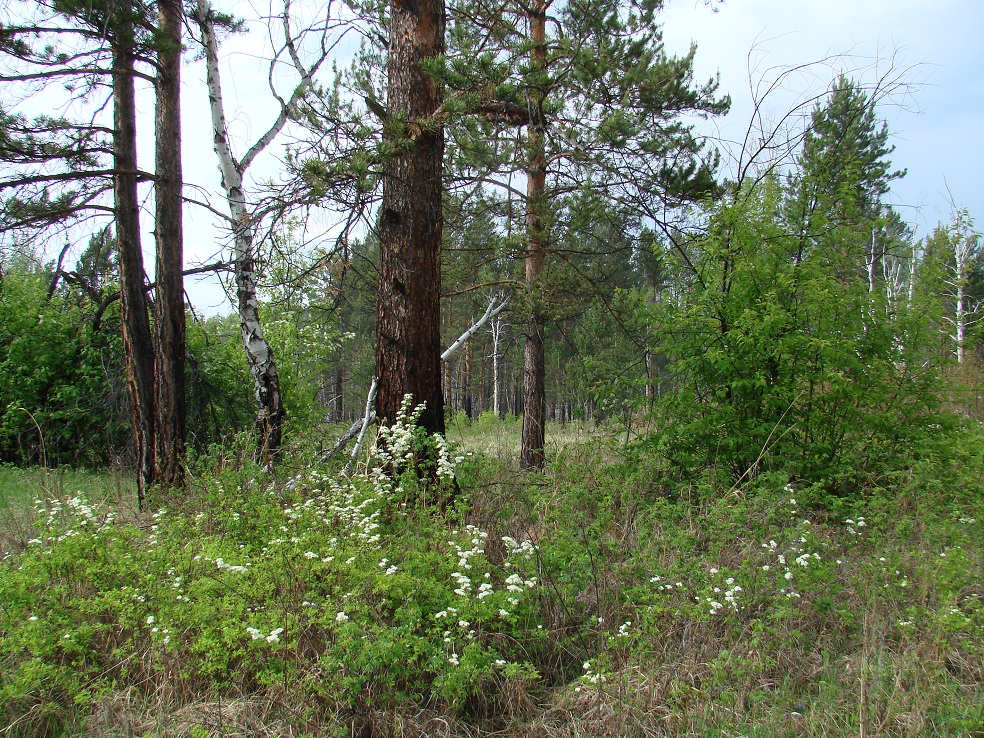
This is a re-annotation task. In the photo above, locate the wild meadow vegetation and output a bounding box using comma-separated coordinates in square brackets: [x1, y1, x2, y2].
[2, 401, 984, 737]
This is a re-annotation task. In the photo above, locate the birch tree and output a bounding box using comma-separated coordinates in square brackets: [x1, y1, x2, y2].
[193, 0, 334, 460]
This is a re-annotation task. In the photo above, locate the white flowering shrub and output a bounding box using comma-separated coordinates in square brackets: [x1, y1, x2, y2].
[0, 402, 545, 731]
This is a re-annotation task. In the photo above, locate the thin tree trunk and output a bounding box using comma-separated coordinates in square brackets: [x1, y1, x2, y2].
[333, 368, 345, 422]
[521, 0, 548, 470]
[463, 339, 472, 419]
[376, 0, 446, 434]
[154, 0, 185, 487]
[491, 314, 504, 417]
[197, 0, 286, 459]
[956, 240, 968, 364]
[114, 42, 156, 504]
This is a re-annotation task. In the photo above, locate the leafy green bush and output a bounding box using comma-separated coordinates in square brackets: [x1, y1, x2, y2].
[0, 400, 547, 734]
[646, 179, 954, 493]
[0, 270, 128, 466]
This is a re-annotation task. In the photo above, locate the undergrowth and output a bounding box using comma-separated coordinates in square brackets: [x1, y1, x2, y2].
[1, 413, 983, 737]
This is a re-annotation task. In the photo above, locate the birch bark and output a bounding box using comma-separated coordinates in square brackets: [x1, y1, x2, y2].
[196, 0, 328, 458]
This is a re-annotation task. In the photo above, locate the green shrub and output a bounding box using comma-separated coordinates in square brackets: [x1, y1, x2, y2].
[0, 400, 547, 733]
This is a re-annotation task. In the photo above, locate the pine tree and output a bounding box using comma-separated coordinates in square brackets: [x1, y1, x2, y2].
[441, 0, 728, 467]
[374, 0, 448, 435]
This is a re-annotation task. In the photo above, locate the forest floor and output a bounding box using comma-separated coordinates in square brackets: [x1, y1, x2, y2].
[1, 421, 983, 737]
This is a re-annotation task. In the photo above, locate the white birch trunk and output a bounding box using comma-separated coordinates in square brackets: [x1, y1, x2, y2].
[197, 0, 328, 455]
[955, 235, 970, 364]
[441, 295, 509, 362]
[490, 314, 505, 417]
[908, 240, 918, 308]
[867, 228, 878, 295]
[199, 0, 284, 452]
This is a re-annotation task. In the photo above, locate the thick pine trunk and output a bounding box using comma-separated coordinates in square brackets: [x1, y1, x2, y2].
[114, 43, 156, 503]
[154, 0, 186, 487]
[520, 1, 547, 470]
[375, 0, 446, 434]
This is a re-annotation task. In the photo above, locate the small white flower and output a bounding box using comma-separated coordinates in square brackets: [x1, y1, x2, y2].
[266, 627, 284, 643]
[146, 615, 155, 625]
[246, 627, 263, 640]
[335, 612, 349, 622]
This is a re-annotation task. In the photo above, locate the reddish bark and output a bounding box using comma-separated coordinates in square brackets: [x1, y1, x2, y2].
[114, 41, 156, 503]
[375, 0, 446, 435]
[153, 0, 186, 487]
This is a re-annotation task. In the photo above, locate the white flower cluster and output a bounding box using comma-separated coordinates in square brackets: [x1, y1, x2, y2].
[501, 535, 535, 565]
[28, 494, 118, 551]
[650, 575, 685, 592]
[246, 626, 284, 643]
[845, 516, 867, 536]
[761, 524, 819, 599]
[452, 525, 487, 570]
[575, 660, 608, 691]
[214, 557, 249, 574]
[432, 433, 456, 480]
[373, 396, 426, 473]
[700, 574, 743, 615]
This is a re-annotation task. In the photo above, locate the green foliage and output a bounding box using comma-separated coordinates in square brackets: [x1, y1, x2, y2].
[648, 178, 951, 490]
[2, 421, 984, 735]
[185, 314, 253, 449]
[637, 79, 957, 492]
[0, 405, 546, 732]
[0, 268, 128, 466]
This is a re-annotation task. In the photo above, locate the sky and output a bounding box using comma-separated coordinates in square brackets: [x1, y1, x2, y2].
[659, 0, 984, 234]
[173, 0, 984, 314]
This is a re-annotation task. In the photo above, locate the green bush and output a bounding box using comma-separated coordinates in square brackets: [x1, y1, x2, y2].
[646, 179, 954, 493]
[0, 401, 547, 733]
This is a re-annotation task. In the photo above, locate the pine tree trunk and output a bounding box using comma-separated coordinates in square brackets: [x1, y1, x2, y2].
[520, 1, 547, 470]
[154, 0, 185, 487]
[114, 42, 156, 504]
[376, 0, 446, 434]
